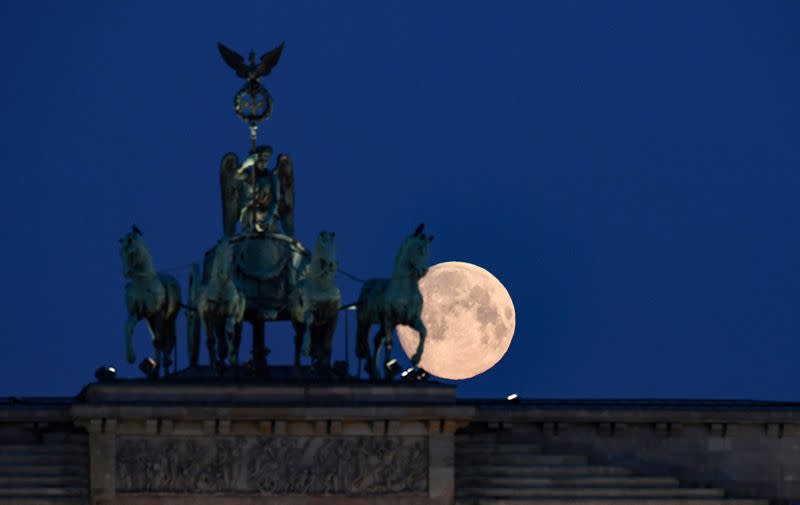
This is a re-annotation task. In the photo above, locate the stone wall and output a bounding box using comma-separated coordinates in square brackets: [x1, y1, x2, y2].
[70, 381, 472, 505]
[3, 392, 800, 504]
[467, 399, 800, 504]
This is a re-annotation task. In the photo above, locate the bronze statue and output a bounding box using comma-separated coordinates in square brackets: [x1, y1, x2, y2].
[212, 40, 304, 376]
[117, 41, 441, 383]
[193, 238, 247, 375]
[120, 226, 181, 377]
[288, 231, 341, 375]
[217, 41, 284, 130]
[220, 147, 295, 236]
[355, 225, 433, 380]
[217, 42, 284, 82]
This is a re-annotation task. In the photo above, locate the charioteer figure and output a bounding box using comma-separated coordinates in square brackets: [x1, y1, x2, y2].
[221, 145, 294, 237]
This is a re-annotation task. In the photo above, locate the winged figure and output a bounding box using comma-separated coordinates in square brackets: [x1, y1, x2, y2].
[219, 148, 295, 237]
[217, 42, 285, 81]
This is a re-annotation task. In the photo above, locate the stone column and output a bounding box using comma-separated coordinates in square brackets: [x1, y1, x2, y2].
[84, 418, 116, 505]
[428, 420, 465, 505]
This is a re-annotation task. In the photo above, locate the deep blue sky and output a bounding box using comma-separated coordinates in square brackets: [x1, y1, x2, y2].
[1, 1, 798, 399]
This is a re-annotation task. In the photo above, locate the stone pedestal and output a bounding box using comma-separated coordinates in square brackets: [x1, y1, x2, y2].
[72, 380, 473, 505]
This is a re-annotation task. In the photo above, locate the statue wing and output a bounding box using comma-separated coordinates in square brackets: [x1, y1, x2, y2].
[220, 152, 241, 236]
[276, 153, 294, 236]
[256, 42, 285, 78]
[217, 42, 248, 78]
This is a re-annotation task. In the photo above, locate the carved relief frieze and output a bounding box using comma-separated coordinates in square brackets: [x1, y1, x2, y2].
[116, 435, 428, 495]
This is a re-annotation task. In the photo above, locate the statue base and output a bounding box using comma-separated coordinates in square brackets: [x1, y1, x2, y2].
[73, 375, 473, 505]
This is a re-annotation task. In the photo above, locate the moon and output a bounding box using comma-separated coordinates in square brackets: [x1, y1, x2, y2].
[397, 261, 515, 380]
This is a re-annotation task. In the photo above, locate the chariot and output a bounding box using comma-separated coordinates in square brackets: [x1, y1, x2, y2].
[206, 233, 309, 320]
[188, 232, 312, 377]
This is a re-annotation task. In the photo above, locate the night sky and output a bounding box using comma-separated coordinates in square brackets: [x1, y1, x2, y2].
[1, 1, 798, 400]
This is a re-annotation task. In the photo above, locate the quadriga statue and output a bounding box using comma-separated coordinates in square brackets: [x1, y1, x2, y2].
[288, 230, 341, 376]
[355, 224, 433, 380]
[120, 226, 181, 377]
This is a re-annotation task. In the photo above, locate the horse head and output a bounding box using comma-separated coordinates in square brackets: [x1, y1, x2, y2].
[394, 224, 433, 280]
[210, 237, 236, 281]
[310, 230, 338, 277]
[120, 226, 154, 279]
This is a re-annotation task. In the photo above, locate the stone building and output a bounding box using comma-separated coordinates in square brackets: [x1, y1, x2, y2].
[1, 379, 799, 505]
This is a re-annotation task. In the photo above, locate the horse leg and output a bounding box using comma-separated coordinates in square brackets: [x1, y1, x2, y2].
[188, 312, 200, 367]
[321, 314, 336, 370]
[301, 311, 314, 358]
[217, 322, 228, 360]
[224, 317, 242, 379]
[216, 322, 228, 376]
[355, 317, 371, 377]
[125, 315, 138, 364]
[371, 324, 384, 380]
[145, 318, 163, 379]
[235, 322, 243, 352]
[225, 317, 239, 367]
[204, 320, 216, 370]
[317, 315, 337, 378]
[292, 319, 304, 371]
[309, 325, 320, 374]
[161, 317, 175, 374]
[410, 315, 427, 365]
[154, 320, 169, 378]
[383, 319, 394, 382]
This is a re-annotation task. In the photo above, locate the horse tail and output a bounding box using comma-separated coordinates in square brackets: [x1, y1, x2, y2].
[354, 279, 385, 360]
[167, 277, 182, 319]
[156, 275, 180, 346]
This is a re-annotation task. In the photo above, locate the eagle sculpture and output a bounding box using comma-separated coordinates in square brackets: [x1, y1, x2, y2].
[217, 42, 285, 82]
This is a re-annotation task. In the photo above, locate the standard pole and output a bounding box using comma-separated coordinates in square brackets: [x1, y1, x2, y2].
[249, 123, 258, 233]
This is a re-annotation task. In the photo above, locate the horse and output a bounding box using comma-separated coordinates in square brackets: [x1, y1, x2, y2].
[195, 237, 247, 375]
[355, 224, 433, 380]
[288, 231, 341, 376]
[120, 226, 181, 378]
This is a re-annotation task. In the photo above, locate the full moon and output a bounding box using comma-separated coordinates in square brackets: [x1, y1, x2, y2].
[397, 261, 515, 380]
